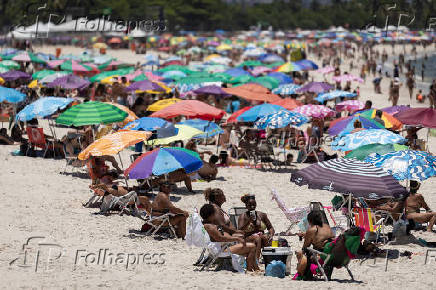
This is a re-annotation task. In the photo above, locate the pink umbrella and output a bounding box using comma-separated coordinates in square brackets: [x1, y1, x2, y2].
[333, 74, 364, 83]
[48, 59, 66, 68]
[316, 66, 335, 74]
[144, 71, 163, 81]
[293, 104, 335, 118]
[124, 70, 143, 81]
[250, 66, 272, 76]
[336, 100, 364, 112]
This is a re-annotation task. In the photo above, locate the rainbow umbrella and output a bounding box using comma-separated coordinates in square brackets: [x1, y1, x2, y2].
[124, 147, 203, 179]
[275, 62, 304, 72]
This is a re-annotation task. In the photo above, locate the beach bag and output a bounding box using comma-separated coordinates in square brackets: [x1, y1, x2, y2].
[265, 260, 286, 278]
[186, 212, 210, 247]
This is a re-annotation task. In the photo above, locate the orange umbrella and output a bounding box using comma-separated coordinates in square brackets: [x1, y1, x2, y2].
[105, 102, 138, 125]
[223, 83, 281, 103]
[271, 98, 302, 110]
[78, 130, 151, 160]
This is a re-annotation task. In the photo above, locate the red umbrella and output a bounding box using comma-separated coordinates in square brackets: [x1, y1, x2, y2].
[271, 98, 302, 110]
[395, 108, 436, 128]
[108, 37, 122, 44]
[223, 83, 281, 103]
[226, 106, 253, 123]
[151, 100, 226, 121]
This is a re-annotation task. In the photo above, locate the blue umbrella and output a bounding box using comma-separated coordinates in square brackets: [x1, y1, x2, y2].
[255, 110, 309, 129]
[0, 86, 26, 103]
[259, 54, 284, 64]
[332, 129, 406, 151]
[272, 84, 301, 95]
[161, 70, 187, 80]
[267, 72, 293, 85]
[123, 117, 171, 131]
[364, 150, 436, 181]
[316, 90, 357, 102]
[16, 97, 74, 121]
[237, 104, 285, 122]
[294, 59, 319, 70]
[224, 67, 251, 78]
[178, 119, 223, 138]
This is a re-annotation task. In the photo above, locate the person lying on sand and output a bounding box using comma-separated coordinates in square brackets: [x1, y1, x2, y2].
[295, 210, 334, 276]
[238, 194, 275, 260]
[198, 155, 218, 181]
[151, 182, 189, 239]
[200, 204, 259, 272]
[406, 181, 436, 232]
[151, 169, 194, 192]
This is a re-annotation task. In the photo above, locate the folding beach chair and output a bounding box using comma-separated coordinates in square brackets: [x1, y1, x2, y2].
[62, 144, 86, 175]
[352, 208, 387, 242]
[26, 127, 55, 158]
[228, 207, 247, 229]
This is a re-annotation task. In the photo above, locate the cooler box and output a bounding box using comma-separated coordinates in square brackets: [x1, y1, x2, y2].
[262, 247, 291, 267]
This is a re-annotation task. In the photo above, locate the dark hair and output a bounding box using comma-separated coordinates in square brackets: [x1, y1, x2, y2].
[365, 100, 372, 108]
[376, 110, 383, 118]
[209, 155, 219, 164]
[0, 128, 6, 135]
[410, 180, 420, 194]
[241, 194, 255, 204]
[307, 210, 323, 226]
[204, 188, 223, 203]
[199, 204, 215, 221]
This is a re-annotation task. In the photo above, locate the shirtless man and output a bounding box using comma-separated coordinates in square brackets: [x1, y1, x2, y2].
[406, 181, 436, 232]
[199, 204, 259, 272]
[151, 182, 189, 238]
[295, 210, 334, 276]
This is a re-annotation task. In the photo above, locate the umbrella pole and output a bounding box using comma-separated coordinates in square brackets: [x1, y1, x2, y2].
[117, 152, 124, 169]
[426, 128, 429, 152]
[216, 134, 220, 154]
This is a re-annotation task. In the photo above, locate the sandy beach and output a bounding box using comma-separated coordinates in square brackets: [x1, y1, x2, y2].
[1, 43, 436, 289]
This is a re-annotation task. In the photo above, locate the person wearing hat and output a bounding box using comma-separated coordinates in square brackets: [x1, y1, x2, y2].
[406, 181, 436, 232]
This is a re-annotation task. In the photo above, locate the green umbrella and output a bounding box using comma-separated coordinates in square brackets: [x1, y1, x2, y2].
[229, 75, 254, 84]
[212, 72, 232, 82]
[266, 61, 285, 68]
[252, 76, 280, 89]
[0, 60, 20, 69]
[158, 65, 193, 74]
[32, 70, 58, 80]
[132, 74, 149, 82]
[237, 60, 263, 67]
[89, 67, 134, 82]
[345, 143, 408, 161]
[176, 76, 222, 85]
[0, 65, 10, 73]
[187, 71, 212, 78]
[56, 101, 128, 126]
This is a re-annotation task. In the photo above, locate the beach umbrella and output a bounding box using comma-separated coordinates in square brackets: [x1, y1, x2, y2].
[237, 104, 285, 122]
[145, 124, 204, 145]
[223, 83, 281, 103]
[0, 86, 26, 103]
[358, 109, 402, 130]
[296, 82, 334, 94]
[56, 101, 128, 126]
[272, 84, 301, 95]
[89, 67, 134, 82]
[226, 106, 253, 123]
[124, 147, 203, 179]
[259, 54, 284, 64]
[211, 72, 232, 82]
[252, 76, 280, 90]
[267, 72, 293, 85]
[250, 66, 273, 76]
[161, 70, 187, 80]
[255, 109, 309, 129]
[204, 64, 228, 73]
[381, 105, 411, 116]
[0, 60, 20, 69]
[193, 85, 231, 96]
[394, 108, 436, 128]
[176, 76, 222, 85]
[39, 72, 71, 84]
[316, 66, 335, 74]
[229, 75, 254, 85]
[266, 61, 285, 69]
[0, 70, 31, 81]
[224, 67, 251, 78]
[12, 51, 46, 63]
[345, 143, 408, 161]
[328, 115, 385, 136]
[158, 65, 193, 74]
[238, 60, 263, 67]
[46, 74, 91, 89]
[271, 98, 302, 110]
[60, 60, 96, 73]
[331, 129, 406, 151]
[78, 131, 152, 161]
[275, 62, 304, 72]
[290, 158, 407, 199]
[147, 98, 181, 112]
[125, 80, 166, 92]
[0, 65, 10, 73]
[97, 60, 129, 71]
[178, 119, 224, 138]
[205, 57, 231, 65]
[123, 117, 171, 131]
[216, 44, 232, 51]
[143, 53, 159, 65]
[333, 74, 364, 83]
[336, 100, 364, 112]
[106, 102, 138, 125]
[315, 90, 357, 102]
[93, 43, 107, 49]
[364, 150, 436, 181]
[294, 59, 319, 70]
[31, 70, 59, 80]
[151, 100, 226, 121]
[293, 104, 335, 118]
[16, 97, 74, 121]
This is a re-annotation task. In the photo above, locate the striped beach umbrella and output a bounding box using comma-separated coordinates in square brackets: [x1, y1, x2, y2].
[272, 84, 301, 95]
[56, 101, 128, 126]
[0, 60, 20, 69]
[316, 90, 357, 102]
[293, 104, 335, 118]
[60, 60, 96, 73]
[12, 51, 46, 64]
[255, 110, 309, 129]
[290, 158, 407, 199]
[336, 100, 364, 112]
[331, 129, 406, 151]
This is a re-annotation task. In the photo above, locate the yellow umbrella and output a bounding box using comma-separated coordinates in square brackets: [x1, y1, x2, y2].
[105, 102, 138, 125]
[78, 130, 151, 160]
[0, 77, 5, 85]
[216, 44, 232, 51]
[205, 54, 220, 61]
[93, 42, 107, 49]
[101, 75, 120, 84]
[147, 98, 181, 112]
[28, 79, 39, 88]
[145, 124, 204, 146]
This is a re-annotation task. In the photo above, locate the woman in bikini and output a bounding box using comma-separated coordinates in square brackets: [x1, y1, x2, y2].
[238, 194, 275, 260]
[406, 181, 436, 232]
[200, 204, 259, 272]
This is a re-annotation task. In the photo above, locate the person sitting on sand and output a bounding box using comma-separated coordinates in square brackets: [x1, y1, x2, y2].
[151, 168, 194, 192]
[0, 128, 14, 145]
[406, 181, 436, 232]
[198, 155, 219, 181]
[200, 204, 259, 272]
[295, 210, 334, 277]
[238, 194, 275, 260]
[204, 188, 242, 235]
[151, 181, 189, 239]
[87, 155, 123, 185]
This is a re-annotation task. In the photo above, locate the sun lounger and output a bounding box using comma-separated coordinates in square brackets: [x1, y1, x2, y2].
[26, 127, 56, 158]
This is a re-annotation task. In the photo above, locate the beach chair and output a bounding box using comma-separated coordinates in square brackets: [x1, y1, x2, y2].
[352, 208, 387, 242]
[99, 191, 141, 215]
[62, 144, 86, 175]
[26, 127, 55, 158]
[228, 207, 247, 229]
